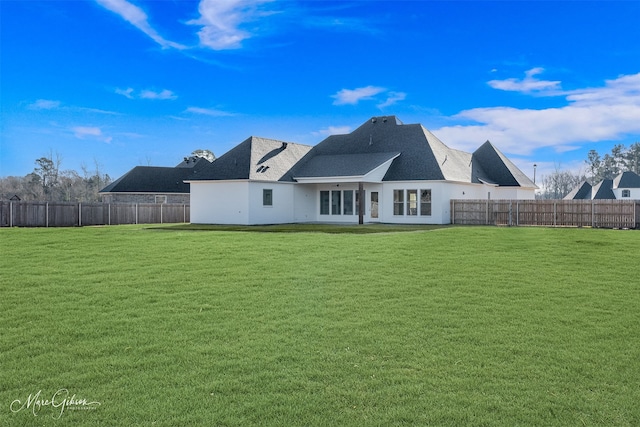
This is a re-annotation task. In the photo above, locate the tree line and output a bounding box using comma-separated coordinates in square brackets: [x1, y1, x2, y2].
[0, 152, 112, 202]
[538, 142, 640, 199]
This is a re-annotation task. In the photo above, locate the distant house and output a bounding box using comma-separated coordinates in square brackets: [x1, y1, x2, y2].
[100, 156, 212, 204]
[564, 171, 640, 200]
[187, 116, 536, 225]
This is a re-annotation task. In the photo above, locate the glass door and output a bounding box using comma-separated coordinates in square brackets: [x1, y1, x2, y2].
[370, 192, 379, 219]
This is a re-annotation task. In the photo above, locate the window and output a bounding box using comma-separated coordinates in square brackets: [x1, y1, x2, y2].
[622, 189, 631, 198]
[343, 190, 354, 215]
[155, 195, 167, 204]
[331, 190, 341, 215]
[263, 189, 273, 206]
[393, 190, 404, 215]
[320, 191, 330, 215]
[407, 190, 417, 216]
[420, 189, 432, 216]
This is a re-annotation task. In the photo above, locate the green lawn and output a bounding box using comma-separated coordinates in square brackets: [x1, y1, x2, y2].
[1, 225, 638, 426]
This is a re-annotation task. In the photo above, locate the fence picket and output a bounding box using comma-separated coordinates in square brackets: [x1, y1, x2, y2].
[451, 199, 638, 229]
[0, 202, 190, 227]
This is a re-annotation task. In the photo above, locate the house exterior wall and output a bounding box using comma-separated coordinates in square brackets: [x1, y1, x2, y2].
[101, 193, 190, 204]
[613, 188, 640, 200]
[190, 181, 250, 224]
[247, 182, 296, 225]
[191, 180, 536, 225]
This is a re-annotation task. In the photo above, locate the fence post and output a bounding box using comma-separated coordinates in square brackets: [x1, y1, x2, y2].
[592, 202, 595, 228]
[79, 203, 82, 227]
[9, 201, 13, 227]
[486, 199, 489, 225]
[508, 201, 513, 226]
[516, 201, 519, 226]
[160, 203, 163, 224]
[183, 204, 186, 223]
[108, 204, 111, 226]
[46, 202, 49, 227]
[553, 202, 557, 227]
[136, 204, 138, 225]
[451, 200, 455, 225]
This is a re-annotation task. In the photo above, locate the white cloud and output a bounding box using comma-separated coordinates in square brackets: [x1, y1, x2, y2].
[186, 107, 236, 117]
[28, 99, 61, 110]
[72, 126, 112, 143]
[433, 72, 640, 156]
[187, 0, 273, 50]
[95, 0, 186, 49]
[115, 87, 134, 99]
[139, 89, 177, 100]
[377, 91, 407, 109]
[332, 86, 386, 105]
[488, 67, 561, 93]
[313, 126, 352, 137]
[116, 87, 177, 100]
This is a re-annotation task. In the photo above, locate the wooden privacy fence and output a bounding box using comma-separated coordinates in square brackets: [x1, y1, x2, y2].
[0, 202, 190, 227]
[451, 199, 640, 229]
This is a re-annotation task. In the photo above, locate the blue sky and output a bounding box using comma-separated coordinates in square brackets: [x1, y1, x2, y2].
[2, 0, 640, 182]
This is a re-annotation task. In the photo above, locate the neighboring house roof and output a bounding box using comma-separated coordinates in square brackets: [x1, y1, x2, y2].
[565, 171, 640, 200]
[192, 137, 313, 181]
[564, 181, 592, 200]
[100, 157, 211, 194]
[614, 171, 640, 188]
[592, 179, 616, 199]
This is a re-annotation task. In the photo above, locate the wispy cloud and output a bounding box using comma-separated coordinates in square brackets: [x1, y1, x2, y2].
[72, 126, 112, 143]
[139, 89, 177, 100]
[95, 0, 186, 49]
[313, 125, 352, 137]
[332, 86, 386, 105]
[116, 87, 177, 100]
[433, 71, 640, 156]
[332, 86, 407, 109]
[186, 107, 236, 117]
[377, 91, 407, 109]
[488, 67, 562, 93]
[187, 0, 274, 50]
[28, 99, 61, 110]
[115, 87, 134, 99]
[27, 99, 119, 115]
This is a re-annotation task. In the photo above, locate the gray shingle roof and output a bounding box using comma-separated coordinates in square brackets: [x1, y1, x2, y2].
[190, 116, 535, 188]
[100, 158, 211, 194]
[614, 171, 640, 188]
[472, 141, 536, 188]
[564, 181, 592, 200]
[286, 116, 534, 187]
[191, 137, 312, 181]
[592, 179, 616, 199]
[292, 152, 400, 178]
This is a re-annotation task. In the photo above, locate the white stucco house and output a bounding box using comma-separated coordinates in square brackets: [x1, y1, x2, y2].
[187, 116, 537, 225]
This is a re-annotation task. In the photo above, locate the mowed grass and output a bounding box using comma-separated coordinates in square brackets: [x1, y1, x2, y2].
[1, 225, 639, 426]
